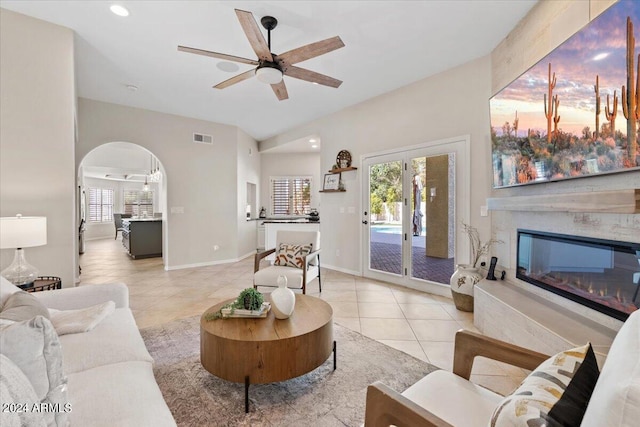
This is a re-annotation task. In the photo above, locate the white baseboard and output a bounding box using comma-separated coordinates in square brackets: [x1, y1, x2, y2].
[164, 251, 255, 271]
[321, 263, 360, 277]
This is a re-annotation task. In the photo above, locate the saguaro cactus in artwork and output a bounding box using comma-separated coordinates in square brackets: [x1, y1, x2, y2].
[605, 90, 618, 136]
[622, 17, 639, 162]
[513, 111, 519, 138]
[544, 63, 557, 143]
[552, 95, 560, 138]
[594, 75, 601, 139]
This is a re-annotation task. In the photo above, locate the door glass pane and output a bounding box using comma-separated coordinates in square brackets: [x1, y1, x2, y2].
[369, 160, 403, 275]
[410, 154, 456, 284]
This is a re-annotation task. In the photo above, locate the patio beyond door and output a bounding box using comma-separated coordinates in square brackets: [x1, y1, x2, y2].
[362, 139, 467, 293]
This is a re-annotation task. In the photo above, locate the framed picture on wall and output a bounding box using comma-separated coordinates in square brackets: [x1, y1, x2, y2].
[489, 0, 640, 188]
[323, 173, 340, 190]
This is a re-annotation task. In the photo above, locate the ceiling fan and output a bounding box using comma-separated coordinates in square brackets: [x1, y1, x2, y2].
[178, 9, 345, 101]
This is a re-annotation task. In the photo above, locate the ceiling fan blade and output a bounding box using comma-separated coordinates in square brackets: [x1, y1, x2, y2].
[235, 9, 273, 62]
[213, 69, 255, 89]
[271, 81, 289, 101]
[278, 36, 345, 65]
[177, 46, 258, 66]
[284, 65, 342, 88]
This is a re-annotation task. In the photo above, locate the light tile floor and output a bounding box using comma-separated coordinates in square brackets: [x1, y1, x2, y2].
[79, 238, 528, 395]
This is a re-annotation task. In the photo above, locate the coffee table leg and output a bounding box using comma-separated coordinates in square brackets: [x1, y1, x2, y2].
[333, 340, 337, 370]
[245, 376, 250, 413]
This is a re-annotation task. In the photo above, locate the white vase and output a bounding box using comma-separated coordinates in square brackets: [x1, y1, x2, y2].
[271, 275, 296, 319]
[450, 264, 483, 312]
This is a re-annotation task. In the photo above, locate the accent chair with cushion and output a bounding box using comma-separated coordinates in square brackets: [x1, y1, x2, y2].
[254, 230, 321, 294]
[364, 307, 640, 427]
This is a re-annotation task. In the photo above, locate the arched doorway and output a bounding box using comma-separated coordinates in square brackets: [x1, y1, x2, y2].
[77, 142, 168, 269]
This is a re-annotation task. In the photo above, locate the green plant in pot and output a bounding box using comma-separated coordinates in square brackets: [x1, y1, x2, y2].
[205, 288, 264, 320]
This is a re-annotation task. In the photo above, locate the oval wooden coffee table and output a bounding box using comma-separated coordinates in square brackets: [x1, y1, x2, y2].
[200, 294, 335, 412]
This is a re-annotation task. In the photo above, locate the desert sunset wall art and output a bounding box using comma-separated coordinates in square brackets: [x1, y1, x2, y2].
[490, 0, 640, 188]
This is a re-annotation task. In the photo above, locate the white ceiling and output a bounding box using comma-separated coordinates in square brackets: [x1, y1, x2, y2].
[1, 0, 537, 143]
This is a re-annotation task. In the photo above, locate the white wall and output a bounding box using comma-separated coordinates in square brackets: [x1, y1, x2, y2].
[77, 98, 258, 269]
[261, 56, 492, 275]
[0, 9, 76, 287]
[259, 152, 322, 216]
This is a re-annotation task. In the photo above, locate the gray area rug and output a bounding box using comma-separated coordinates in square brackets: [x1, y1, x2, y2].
[141, 316, 438, 427]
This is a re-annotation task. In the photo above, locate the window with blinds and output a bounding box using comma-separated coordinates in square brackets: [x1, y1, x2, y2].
[88, 188, 114, 222]
[270, 177, 311, 216]
[124, 190, 154, 217]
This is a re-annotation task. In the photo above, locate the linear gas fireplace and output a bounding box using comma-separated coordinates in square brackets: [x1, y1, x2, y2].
[517, 230, 640, 321]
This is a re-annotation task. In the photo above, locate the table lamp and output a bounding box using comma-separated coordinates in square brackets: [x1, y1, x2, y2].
[0, 215, 47, 287]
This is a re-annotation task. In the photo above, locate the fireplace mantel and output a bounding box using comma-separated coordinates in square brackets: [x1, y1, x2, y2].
[487, 188, 639, 214]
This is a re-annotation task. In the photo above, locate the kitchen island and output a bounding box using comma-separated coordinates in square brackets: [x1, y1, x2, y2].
[122, 218, 162, 259]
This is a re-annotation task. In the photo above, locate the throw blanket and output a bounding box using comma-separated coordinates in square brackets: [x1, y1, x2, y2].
[48, 301, 115, 335]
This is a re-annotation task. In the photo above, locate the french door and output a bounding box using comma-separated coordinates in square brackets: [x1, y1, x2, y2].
[361, 137, 470, 295]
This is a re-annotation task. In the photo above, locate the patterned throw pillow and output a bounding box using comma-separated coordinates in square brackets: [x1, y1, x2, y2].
[490, 343, 600, 427]
[274, 243, 313, 269]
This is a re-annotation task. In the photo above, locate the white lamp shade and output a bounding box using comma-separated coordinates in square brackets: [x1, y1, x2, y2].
[0, 216, 47, 249]
[255, 67, 283, 84]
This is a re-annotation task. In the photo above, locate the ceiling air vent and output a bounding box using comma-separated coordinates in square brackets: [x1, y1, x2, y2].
[193, 133, 213, 144]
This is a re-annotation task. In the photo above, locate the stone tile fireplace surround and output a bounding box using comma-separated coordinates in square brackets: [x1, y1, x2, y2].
[475, 172, 639, 365]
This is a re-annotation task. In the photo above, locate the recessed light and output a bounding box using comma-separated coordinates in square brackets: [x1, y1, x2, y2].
[217, 62, 240, 73]
[311, 144, 318, 149]
[309, 138, 317, 143]
[126, 84, 138, 92]
[110, 5, 130, 17]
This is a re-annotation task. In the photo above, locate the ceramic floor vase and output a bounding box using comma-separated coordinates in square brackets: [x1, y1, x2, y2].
[450, 265, 482, 312]
[271, 275, 296, 319]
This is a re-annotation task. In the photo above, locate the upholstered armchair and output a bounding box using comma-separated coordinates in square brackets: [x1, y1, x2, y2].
[254, 230, 321, 294]
[365, 307, 640, 427]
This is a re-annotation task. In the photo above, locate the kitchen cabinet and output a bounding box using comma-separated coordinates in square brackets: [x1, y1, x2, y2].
[122, 219, 162, 259]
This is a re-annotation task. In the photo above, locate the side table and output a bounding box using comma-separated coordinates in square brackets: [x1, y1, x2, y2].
[19, 276, 62, 293]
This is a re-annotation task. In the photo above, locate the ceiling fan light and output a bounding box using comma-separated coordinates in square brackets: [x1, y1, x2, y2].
[255, 67, 283, 85]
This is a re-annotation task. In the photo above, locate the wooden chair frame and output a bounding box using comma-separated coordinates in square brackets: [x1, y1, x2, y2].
[364, 329, 550, 427]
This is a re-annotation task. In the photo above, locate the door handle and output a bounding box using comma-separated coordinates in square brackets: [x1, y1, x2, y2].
[362, 220, 368, 225]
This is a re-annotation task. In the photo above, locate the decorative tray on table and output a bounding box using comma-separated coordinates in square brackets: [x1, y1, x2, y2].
[221, 302, 271, 318]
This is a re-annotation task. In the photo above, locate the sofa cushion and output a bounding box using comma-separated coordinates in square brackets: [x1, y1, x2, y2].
[0, 354, 47, 427]
[0, 316, 69, 427]
[254, 265, 320, 289]
[0, 276, 21, 309]
[491, 343, 599, 427]
[274, 243, 313, 269]
[401, 369, 503, 427]
[0, 291, 50, 322]
[67, 361, 176, 427]
[582, 309, 640, 427]
[59, 308, 153, 374]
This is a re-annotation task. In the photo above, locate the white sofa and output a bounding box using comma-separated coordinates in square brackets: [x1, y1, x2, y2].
[1, 281, 176, 427]
[365, 307, 640, 427]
